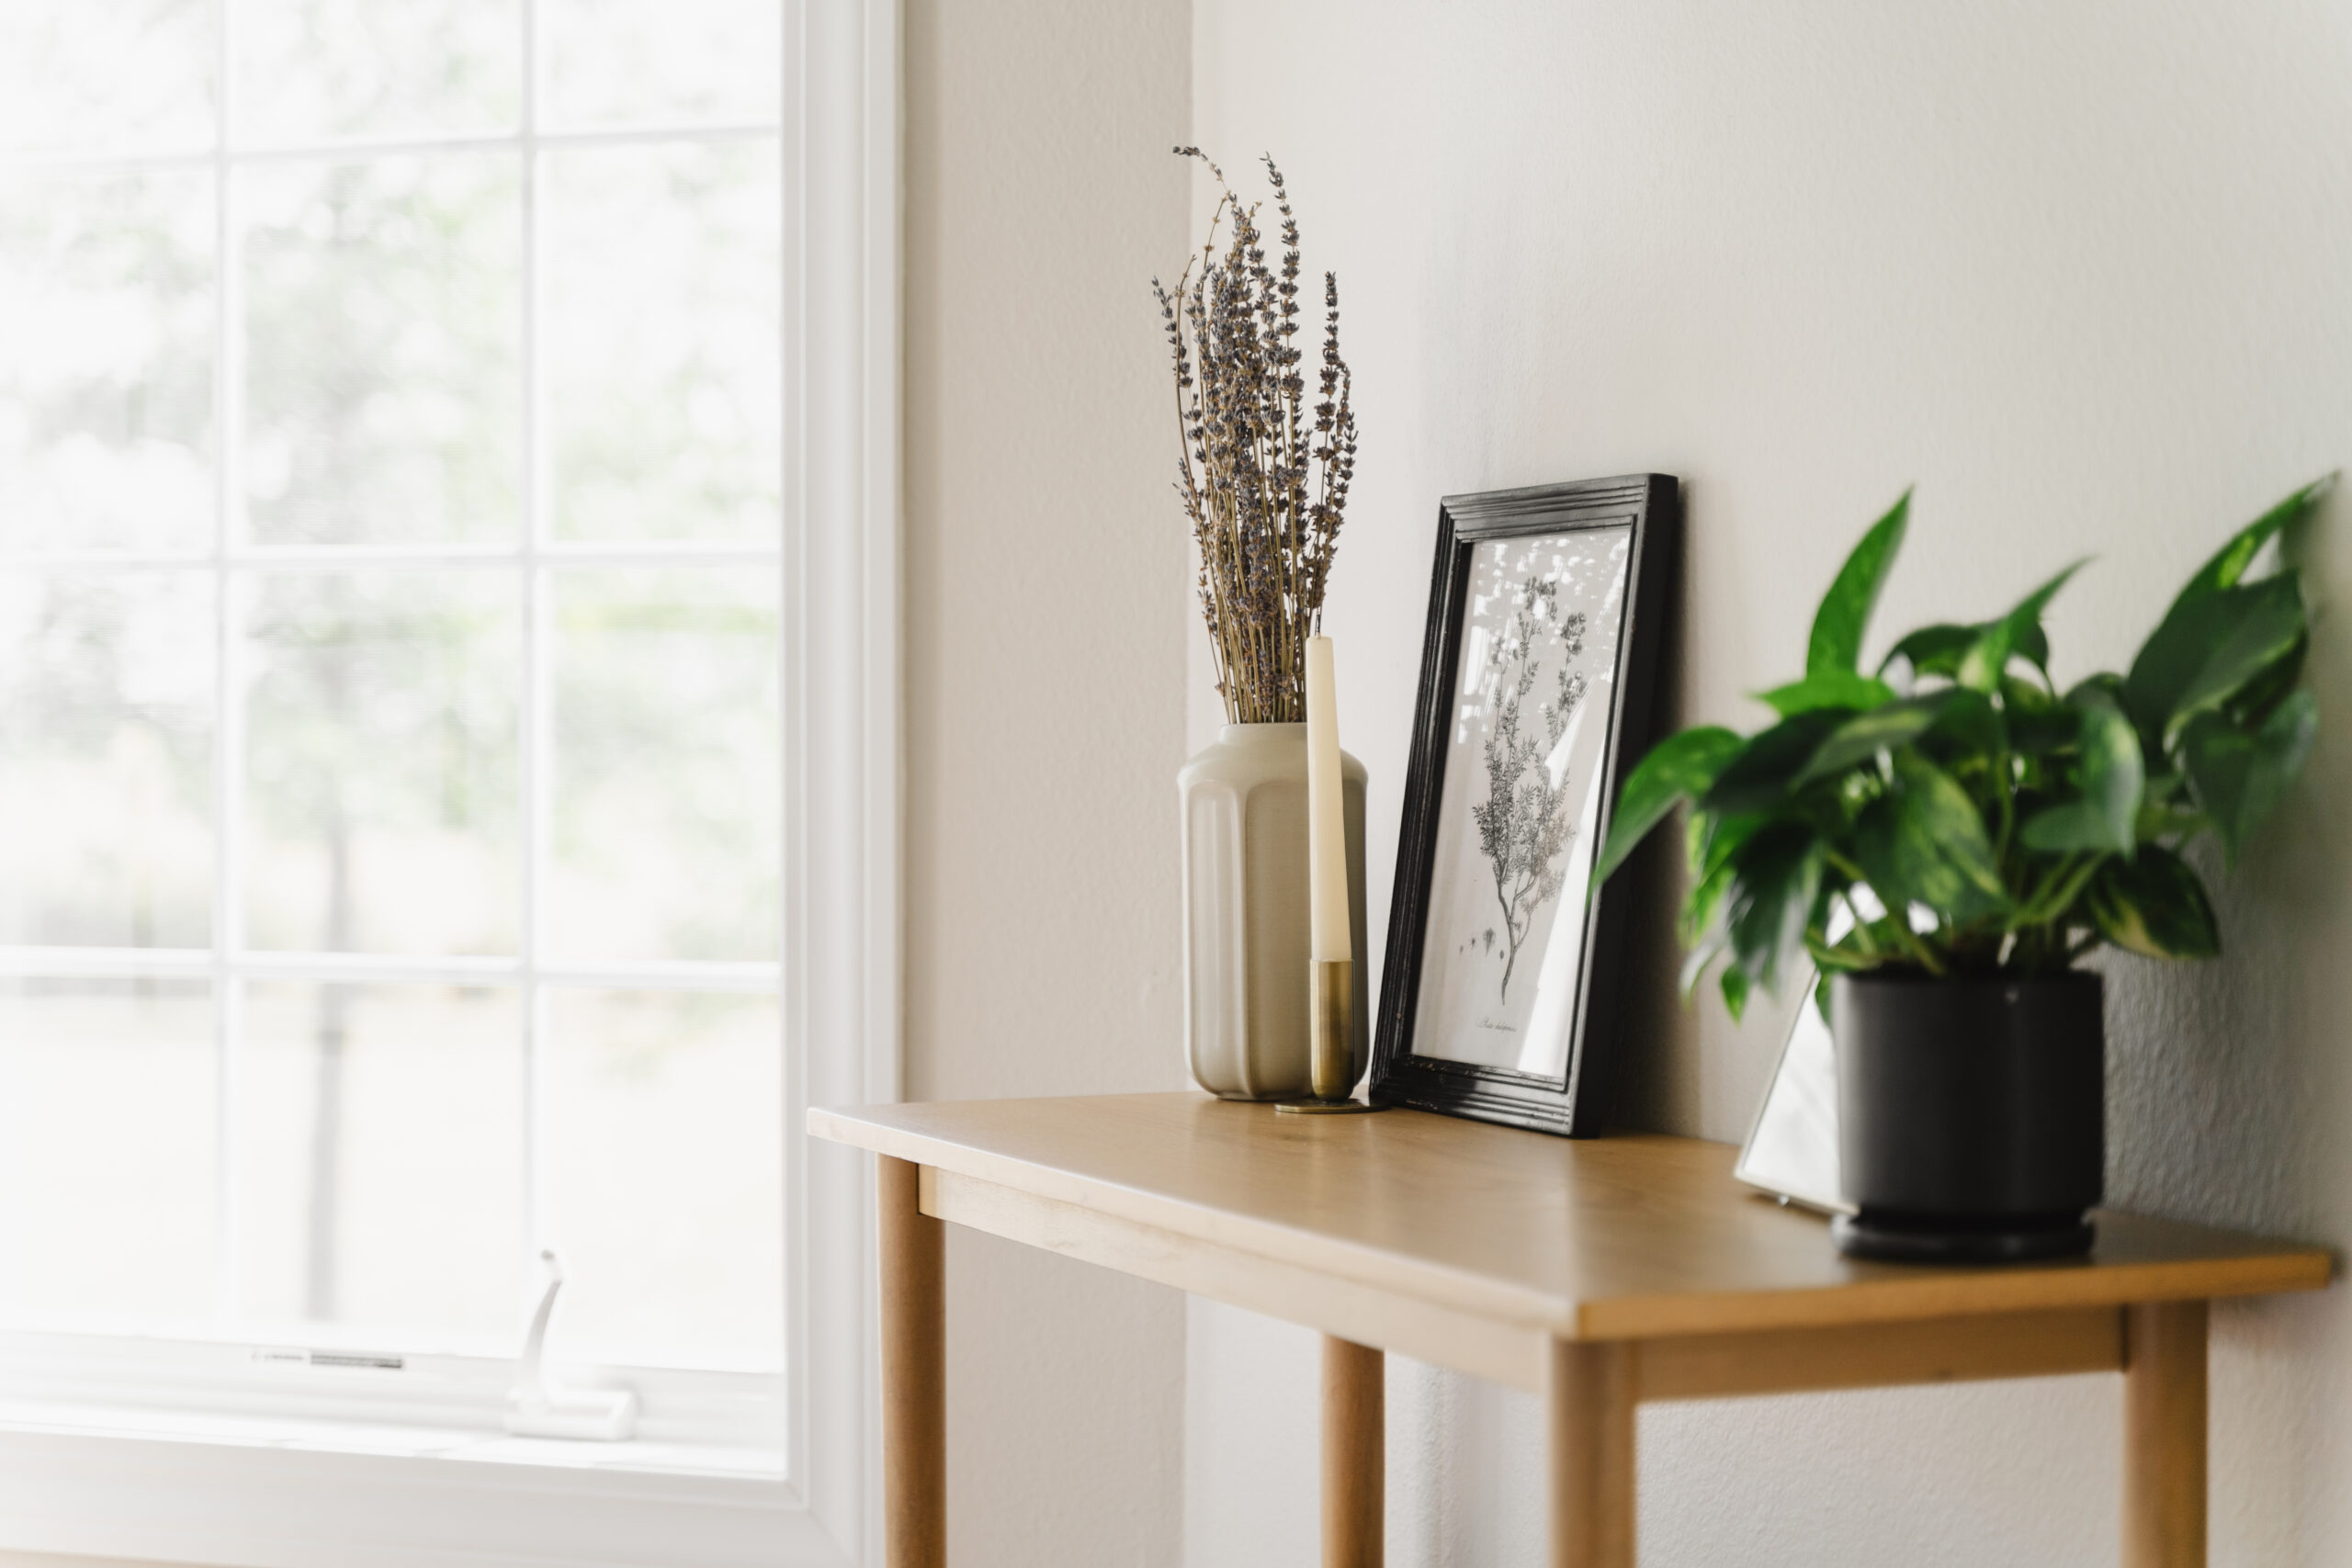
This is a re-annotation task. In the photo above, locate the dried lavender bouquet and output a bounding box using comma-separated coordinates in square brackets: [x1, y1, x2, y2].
[1154, 148, 1358, 723]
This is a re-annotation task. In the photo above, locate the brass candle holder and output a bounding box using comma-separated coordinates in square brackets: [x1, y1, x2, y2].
[1276, 959, 1384, 1114]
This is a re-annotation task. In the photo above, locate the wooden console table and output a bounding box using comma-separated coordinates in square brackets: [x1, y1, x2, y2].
[809, 1092, 2330, 1568]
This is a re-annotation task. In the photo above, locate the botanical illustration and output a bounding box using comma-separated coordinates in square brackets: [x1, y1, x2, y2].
[1413, 527, 1631, 1077]
[1468, 581, 1590, 999]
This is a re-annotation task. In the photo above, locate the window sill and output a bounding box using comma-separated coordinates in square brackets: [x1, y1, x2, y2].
[0, 1396, 786, 1479]
[0, 1402, 841, 1568]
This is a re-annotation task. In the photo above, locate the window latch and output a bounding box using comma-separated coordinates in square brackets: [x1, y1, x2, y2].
[504, 1249, 639, 1441]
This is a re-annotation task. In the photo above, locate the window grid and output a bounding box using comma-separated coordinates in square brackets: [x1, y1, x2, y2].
[211, 0, 243, 1325]
[0, 0, 786, 1348]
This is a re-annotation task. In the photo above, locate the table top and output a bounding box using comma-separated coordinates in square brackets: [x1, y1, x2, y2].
[810, 1092, 2332, 1339]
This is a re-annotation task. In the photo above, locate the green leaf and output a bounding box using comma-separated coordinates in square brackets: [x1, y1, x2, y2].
[2018, 703, 2144, 853]
[1814, 970, 1834, 1026]
[1807, 490, 1912, 678]
[1720, 964, 1751, 1022]
[1698, 708, 1850, 815]
[1920, 685, 2006, 759]
[2012, 620, 2052, 677]
[2007, 852, 2107, 932]
[2002, 674, 2058, 714]
[2169, 576, 2309, 734]
[1679, 858, 1738, 951]
[2156, 475, 2333, 625]
[1682, 805, 1713, 873]
[2006, 705, 2080, 756]
[2085, 845, 2220, 959]
[1694, 810, 1765, 880]
[2017, 808, 2103, 857]
[2181, 690, 2317, 863]
[1883, 619, 2051, 683]
[1723, 824, 1824, 998]
[2124, 574, 2307, 746]
[1790, 694, 1944, 786]
[1807, 935, 1874, 972]
[1957, 560, 2087, 692]
[1896, 751, 2007, 906]
[2135, 799, 2210, 841]
[2125, 474, 2330, 743]
[1593, 727, 1744, 889]
[1756, 671, 1898, 717]
[1679, 931, 1727, 1002]
[1853, 751, 2007, 919]
[1881, 623, 1976, 679]
[2066, 672, 2127, 712]
[2226, 632, 2308, 727]
[1679, 812, 1762, 948]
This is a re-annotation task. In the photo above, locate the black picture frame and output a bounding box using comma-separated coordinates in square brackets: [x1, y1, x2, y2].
[1368, 474, 1679, 1136]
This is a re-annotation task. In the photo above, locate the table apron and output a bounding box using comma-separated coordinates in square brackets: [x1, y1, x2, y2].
[922, 1165, 1550, 1388]
[1636, 1304, 2124, 1400]
[920, 1168, 2131, 1401]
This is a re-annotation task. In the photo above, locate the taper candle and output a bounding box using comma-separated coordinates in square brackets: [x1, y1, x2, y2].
[1305, 636, 1350, 962]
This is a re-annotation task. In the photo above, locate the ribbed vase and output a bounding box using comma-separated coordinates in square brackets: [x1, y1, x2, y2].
[1179, 722, 1369, 1100]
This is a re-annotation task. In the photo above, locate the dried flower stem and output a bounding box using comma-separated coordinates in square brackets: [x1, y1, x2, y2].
[1153, 149, 1357, 723]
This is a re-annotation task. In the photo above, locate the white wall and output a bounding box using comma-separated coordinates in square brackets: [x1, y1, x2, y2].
[1188, 3, 2352, 1563]
[904, 1, 1195, 1564]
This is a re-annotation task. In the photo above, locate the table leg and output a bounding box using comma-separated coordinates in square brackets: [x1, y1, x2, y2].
[1549, 1337, 1634, 1568]
[2124, 1300, 2208, 1568]
[1322, 1335, 1384, 1567]
[880, 1156, 945, 1568]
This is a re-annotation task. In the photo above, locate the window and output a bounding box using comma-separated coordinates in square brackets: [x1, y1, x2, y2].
[0, 3, 894, 1563]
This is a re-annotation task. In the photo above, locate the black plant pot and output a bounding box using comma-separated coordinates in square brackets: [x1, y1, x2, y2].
[1830, 970, 2104, 1263]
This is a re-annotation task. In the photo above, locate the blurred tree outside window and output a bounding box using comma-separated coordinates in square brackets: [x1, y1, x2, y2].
[0, 0, 786, 1378]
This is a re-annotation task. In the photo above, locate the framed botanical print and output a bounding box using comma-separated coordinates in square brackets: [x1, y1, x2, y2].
[1369, 475, 1679, 1135]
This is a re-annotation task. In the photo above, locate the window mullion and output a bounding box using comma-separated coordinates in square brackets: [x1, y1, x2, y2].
[209, 0, 247, 1332]
[0, 119, 785, 182]
[518, 0, 549, 1307]
[0, 543, 782, 573]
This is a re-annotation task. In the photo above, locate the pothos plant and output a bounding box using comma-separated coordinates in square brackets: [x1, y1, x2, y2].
[1592, 478, 2332, 1020]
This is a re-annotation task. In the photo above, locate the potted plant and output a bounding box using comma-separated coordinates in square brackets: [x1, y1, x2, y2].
[1156, 149, 1366, 1100]
[1593, 478, 2330, 1259]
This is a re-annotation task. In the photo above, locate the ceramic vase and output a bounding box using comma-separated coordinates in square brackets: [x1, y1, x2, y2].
[1179, 722, 1369, 1100]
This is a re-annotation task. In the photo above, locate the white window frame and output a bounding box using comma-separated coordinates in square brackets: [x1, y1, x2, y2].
[0, 0, 898, 1563]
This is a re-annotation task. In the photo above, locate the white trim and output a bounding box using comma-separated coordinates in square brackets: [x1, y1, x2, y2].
[0, 0, 899, 1562]
[0, 1331, 786, 1449]
[781, 0, 902, 1561]
[0, 1435, 827, 1568]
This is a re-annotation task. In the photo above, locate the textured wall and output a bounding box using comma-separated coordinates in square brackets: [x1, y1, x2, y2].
[1187, 3, 2352, 1562]
[904, 0, 1195, 1563]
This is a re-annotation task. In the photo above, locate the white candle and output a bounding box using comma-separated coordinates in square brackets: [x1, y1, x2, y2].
[1305, 636, 1350, 963]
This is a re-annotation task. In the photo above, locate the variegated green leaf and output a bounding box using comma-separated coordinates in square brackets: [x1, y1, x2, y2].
[1592, 726, 1744, 890]
[2085, 846, 2220, 959]
[1807, 490, 1911, 678]
[2019, 702, 2143, 853]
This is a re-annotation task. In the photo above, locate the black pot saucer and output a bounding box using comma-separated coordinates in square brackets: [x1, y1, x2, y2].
[1833, 1213, 2097, 1263]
